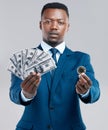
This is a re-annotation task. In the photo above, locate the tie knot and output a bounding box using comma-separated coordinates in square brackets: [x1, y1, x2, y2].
[50, 48, 58, 55]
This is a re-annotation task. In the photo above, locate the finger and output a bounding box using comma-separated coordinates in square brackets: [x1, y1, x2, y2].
[84, 81, 92, 89]
[80, 74, 92, 86]
[32, 84, 38, 92]
[26, 74, 41, 90]
[21, 74, 34, 87]
[78, 78, 86, 87]
[21, 72, 41, 93]
[76, 85, 89, 94]
[21, 75, 36, 91]
[79, 79, 90, 90]
[76, 79, 90, 94]
[80, 73, 89, 80]
[76, 84, 86, 94]
[22, 72, 39, 87]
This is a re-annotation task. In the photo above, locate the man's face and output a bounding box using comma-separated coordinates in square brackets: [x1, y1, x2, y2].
[40, 8, 70, 47]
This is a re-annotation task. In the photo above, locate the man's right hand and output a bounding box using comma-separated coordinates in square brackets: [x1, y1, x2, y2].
[21, 72, 41, 99]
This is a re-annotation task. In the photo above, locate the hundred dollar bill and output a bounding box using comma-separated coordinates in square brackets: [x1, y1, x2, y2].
[23, 57, 56, 79]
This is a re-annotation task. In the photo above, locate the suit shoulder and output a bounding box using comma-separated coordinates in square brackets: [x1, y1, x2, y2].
[74, 51, 90, 57]
[66, 47, 90, 57]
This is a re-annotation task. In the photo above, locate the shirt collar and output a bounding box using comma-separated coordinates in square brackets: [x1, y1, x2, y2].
[41, 41, 65, 54]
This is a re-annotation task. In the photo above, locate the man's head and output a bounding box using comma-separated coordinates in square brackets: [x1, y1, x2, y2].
[41, 2, 69, 18]
[40, 2, 70, 47]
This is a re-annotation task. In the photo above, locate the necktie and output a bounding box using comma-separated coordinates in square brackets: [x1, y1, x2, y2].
[50, 48, 58, 77]
[50, 48, 58, 65]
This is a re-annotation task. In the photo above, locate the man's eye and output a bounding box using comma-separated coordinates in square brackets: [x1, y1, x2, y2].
[44, 20, 51, 24]
[58, 21, 65, 25]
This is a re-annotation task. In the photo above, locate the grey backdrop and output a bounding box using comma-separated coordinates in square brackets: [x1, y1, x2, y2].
[0, 0, 107, 130]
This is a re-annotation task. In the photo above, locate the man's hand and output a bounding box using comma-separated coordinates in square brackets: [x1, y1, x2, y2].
[76, 73, 92, 94]
[21, 72, 41, 99]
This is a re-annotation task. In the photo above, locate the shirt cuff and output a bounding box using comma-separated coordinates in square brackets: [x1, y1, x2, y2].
[80, 89, 90, 98]
[21, 90, 33, 102]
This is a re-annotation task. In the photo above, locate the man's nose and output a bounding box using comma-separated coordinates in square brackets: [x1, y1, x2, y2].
[50, 21, 58, 30]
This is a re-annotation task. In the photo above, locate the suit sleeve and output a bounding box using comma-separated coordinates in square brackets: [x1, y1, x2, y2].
[78, 53, 100, 104]
[9, 73, 32, 106]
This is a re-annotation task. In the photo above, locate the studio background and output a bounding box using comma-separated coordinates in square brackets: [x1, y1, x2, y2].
[0, 0, 107, 130]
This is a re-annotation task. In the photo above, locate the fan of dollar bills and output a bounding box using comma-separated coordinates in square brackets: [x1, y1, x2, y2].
[8, 48, 56, 80]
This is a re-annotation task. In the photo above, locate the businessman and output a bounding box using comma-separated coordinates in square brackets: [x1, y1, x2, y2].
[9, 2, 100, 130]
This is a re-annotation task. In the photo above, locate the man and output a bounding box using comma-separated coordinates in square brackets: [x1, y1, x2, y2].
[9, 2, 100, 130]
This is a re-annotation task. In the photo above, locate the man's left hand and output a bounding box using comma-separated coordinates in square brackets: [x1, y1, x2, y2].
[76, 73, 92, 94]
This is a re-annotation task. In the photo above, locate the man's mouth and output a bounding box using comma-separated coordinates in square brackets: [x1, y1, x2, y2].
[49, 32, 59, 37]
[49, 32, 59, 36]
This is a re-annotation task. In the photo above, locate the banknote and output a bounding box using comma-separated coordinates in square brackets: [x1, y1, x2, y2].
[8, 48, 56, 80]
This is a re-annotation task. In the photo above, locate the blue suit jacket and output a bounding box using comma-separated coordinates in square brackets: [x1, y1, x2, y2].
[9, 46, 100, 130]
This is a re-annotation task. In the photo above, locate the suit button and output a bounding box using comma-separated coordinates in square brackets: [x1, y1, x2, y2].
[49, 106, 54, 110]
[47, 125, 52, 129]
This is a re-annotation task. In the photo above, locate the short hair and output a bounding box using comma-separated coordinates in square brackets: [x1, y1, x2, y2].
[41, 2, 69, 18]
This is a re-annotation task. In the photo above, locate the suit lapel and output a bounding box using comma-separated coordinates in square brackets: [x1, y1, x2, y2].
[37, 44, 52, 90]
[45, 72, 52, 91]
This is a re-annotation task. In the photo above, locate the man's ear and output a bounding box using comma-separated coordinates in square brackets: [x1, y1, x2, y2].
[39, 21, 42, 30]
[67, 23, 70, 32]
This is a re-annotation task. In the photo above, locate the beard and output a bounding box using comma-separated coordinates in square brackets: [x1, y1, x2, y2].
[43, 38, 63, 47]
